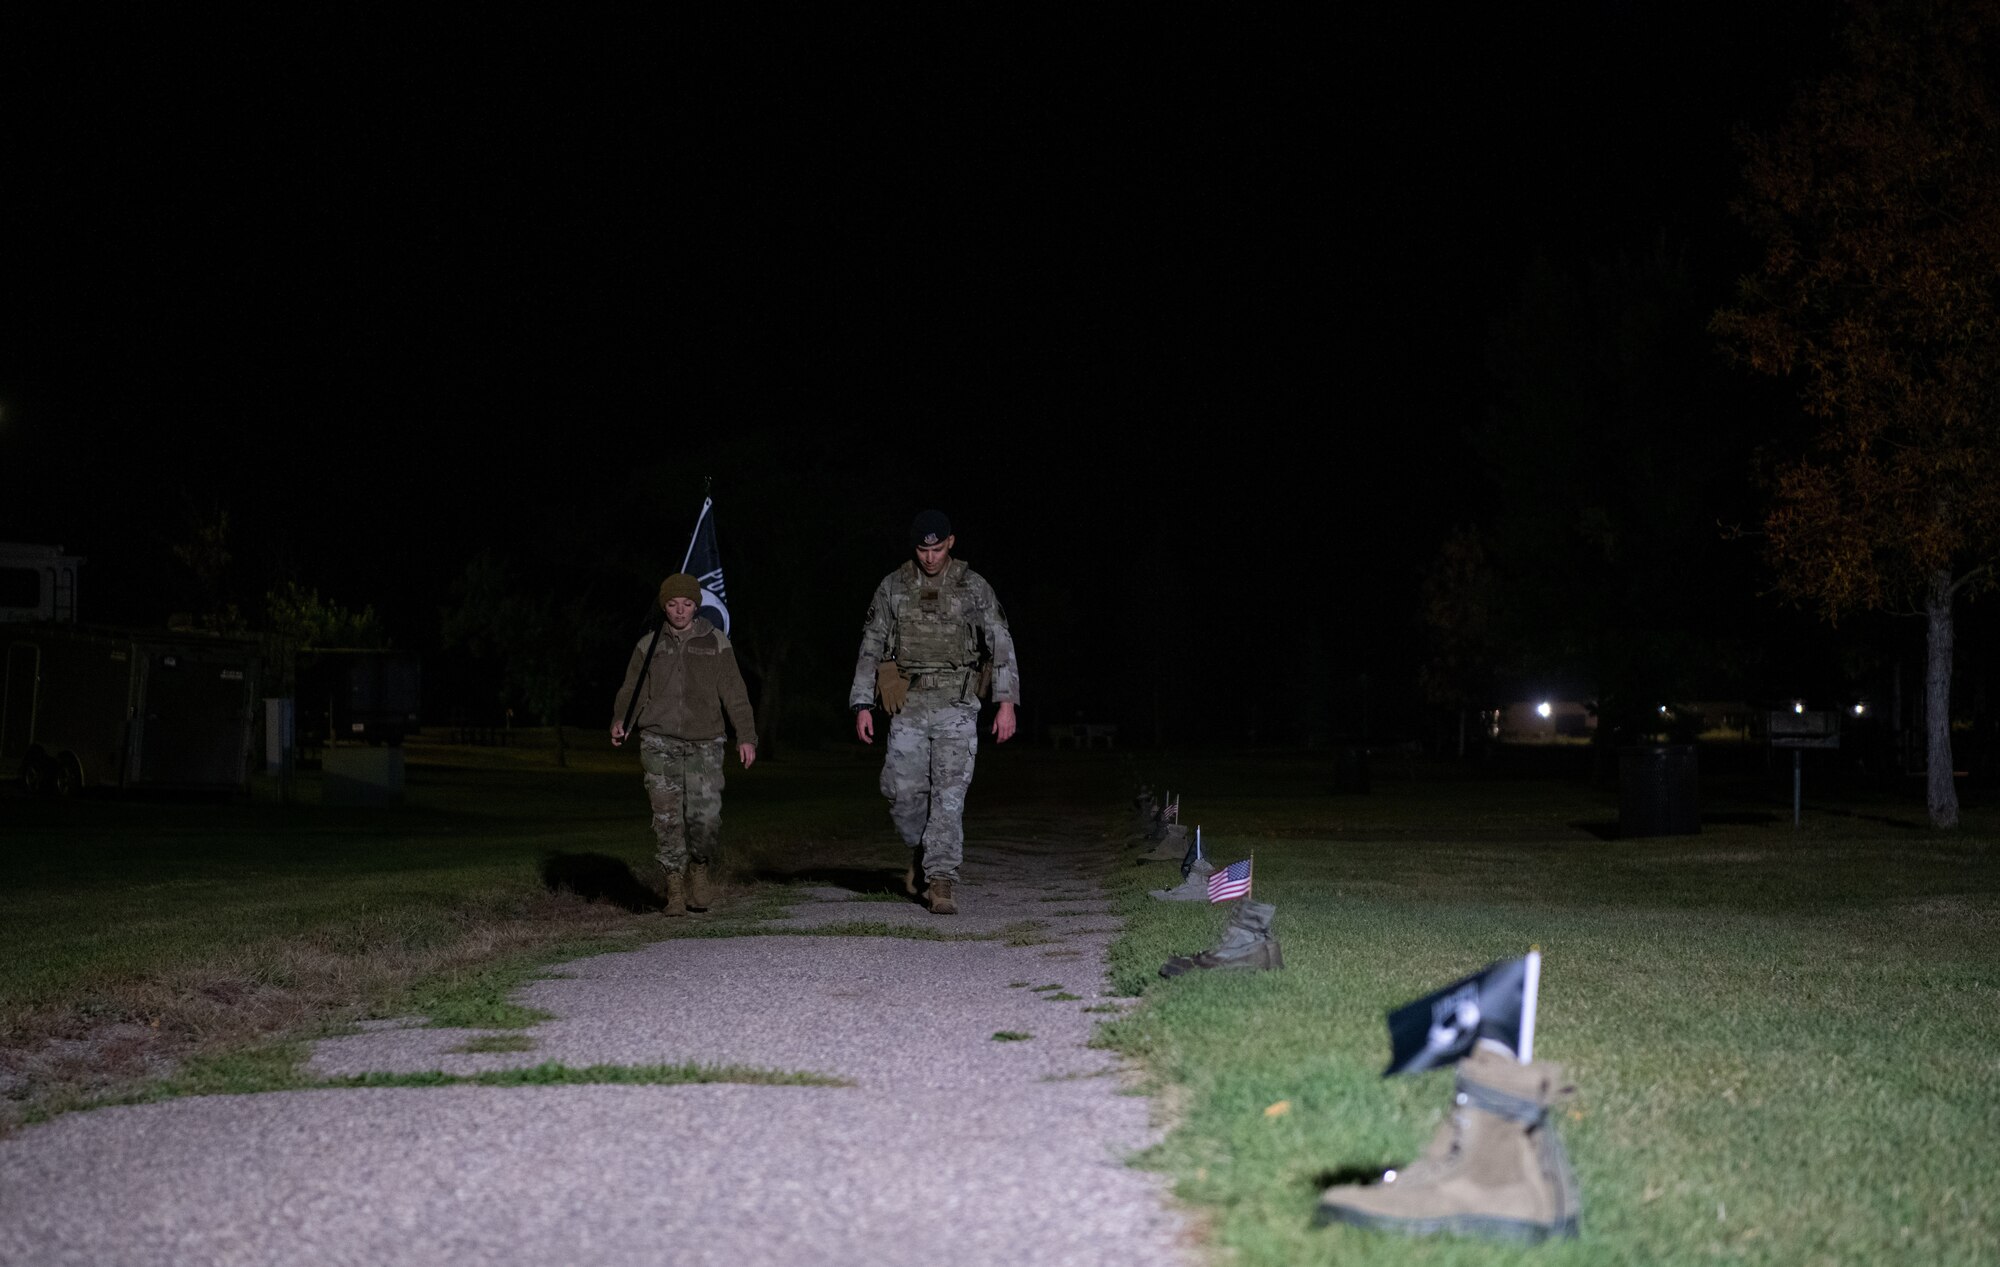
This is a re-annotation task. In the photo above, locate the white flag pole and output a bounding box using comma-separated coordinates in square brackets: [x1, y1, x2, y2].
[1194, 825, 1201, 860]
[1518, 950, 1542, 1064]
[679, 495, 713, 573]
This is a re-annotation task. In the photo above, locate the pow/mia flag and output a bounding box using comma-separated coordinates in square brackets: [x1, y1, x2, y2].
[683, 497, 731, 634]
[1383, 952, 1541, 1076]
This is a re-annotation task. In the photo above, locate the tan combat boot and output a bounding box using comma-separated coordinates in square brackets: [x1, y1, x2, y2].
[1139, 823, 1189, 862]
[903, 849, 927, 900]
[1149, 858, 1215, 902]
[1315, 1045, 1581, 1243]
[927, 876, 957, 915]
[662, 871, 688, 918]
[1159, 900, 1283, 976]
[686, 861, 712, 913]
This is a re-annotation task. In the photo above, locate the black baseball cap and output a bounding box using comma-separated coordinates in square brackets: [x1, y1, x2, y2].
[909, 509, 952, 548]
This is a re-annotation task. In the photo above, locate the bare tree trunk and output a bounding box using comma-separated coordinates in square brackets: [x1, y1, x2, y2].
[1926, 568, 1959, 828]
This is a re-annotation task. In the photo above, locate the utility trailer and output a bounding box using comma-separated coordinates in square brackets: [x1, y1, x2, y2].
[2, 624, 261, 795]
[293, 648, 421, 749]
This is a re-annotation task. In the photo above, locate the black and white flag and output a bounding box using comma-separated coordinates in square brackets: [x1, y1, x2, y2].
[1382, 951, 1540, 1076]
[1181, 824, 1205, 877]
[682, 497, 731, 634]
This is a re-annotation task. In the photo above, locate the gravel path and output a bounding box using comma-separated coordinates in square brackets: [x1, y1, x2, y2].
[0, 825, 1190, 1267]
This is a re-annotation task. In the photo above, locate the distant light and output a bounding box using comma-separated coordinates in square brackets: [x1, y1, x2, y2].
[1537, 701, 1552, 719]
[1658, 705, 1668, 714]
[1854, 703, 1866, 716]
[1793, 701, 1805, 714]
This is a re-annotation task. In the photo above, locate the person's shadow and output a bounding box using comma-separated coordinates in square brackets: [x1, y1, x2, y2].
[752, 864, 919, 903]
[539, 852, 662, 913]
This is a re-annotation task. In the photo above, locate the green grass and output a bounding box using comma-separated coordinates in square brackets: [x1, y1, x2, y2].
[1042, 991, 1082, 1002]
[322, 1062, 850, 1089]
[36, 1047, 848, 1116]
[0, 738, 894, 1129]
[1103, 758, 2000, 1267]
[991, 1031, 1033, 1042]
[24, 737, 1990, 1264]
[451, 1033, 538, 1054]
[0, 740, 1122, 1129]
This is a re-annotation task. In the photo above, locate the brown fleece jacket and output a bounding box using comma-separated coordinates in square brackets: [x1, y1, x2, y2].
[611, 617, 758, 746]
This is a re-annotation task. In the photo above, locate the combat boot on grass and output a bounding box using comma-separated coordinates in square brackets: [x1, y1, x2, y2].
[1159, 900, 1282, 976]
[1315, 1045, 1581, 1244]
[685, 862, 712, 913]
[903, 849, 927, 900]
[927, 876, 958, 915]
[1149, 858, 1215, 901]
[1140, 823, 1189, 862]
[662, 872, 689, 918]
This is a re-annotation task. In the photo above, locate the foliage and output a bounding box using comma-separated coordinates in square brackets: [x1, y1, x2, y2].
[441, 553, 608, 760]
[262, 581, 384, 648]
[168, 501, 245, 633]
[1713, 0, 2000, 619]
[1713, 0, 2000, 826]
[1417, 524, 1501, 710]
[1473, 246, 1756, 726]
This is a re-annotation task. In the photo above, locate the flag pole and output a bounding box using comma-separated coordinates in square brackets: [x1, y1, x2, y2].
[618, 478, 712, 745]
[1518, 948, 1542, 1064]
[1247, 851, 1254, 900]
[680, 475, 714, 573]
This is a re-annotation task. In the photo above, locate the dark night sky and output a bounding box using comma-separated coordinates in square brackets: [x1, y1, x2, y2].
[0, 5, 1845, 729]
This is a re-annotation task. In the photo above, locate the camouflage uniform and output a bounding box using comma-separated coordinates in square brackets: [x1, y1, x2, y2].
[850, 558, 1019, 881]
[612, 617, 757, 873]
[637, 733, 724, 872]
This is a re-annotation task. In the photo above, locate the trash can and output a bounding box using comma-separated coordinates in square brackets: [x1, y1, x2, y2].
[1331, 745, 1371, 794]
[1618, 744, 1698, 838]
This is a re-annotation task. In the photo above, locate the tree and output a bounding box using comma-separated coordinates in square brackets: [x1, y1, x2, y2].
[168, 501, 245, 633]
[442, 554, 604, 767]
[1479, 246, 1758, 738]
[1419, 525, 1502, 757]
[263, 582, 384, 650]
[1713, 0, 2000, 826]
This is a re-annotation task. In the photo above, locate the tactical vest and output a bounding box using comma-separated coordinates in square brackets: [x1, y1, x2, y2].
[895, 560, 979, 671]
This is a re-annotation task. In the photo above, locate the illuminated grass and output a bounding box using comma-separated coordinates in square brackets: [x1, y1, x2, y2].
[1101, 760, 2000, 1267]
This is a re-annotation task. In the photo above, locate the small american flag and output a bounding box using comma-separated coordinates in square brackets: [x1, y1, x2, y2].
[1207, 858, 1252, 903]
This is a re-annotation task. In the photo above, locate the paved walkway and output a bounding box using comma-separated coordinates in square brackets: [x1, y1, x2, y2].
[0, 823, 1190, 1267]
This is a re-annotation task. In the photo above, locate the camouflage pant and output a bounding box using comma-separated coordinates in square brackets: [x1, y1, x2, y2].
[880, 695, 979, 880]
[639, 732, 726, 872]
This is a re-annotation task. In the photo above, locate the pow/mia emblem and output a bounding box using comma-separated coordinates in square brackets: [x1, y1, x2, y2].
[919, 532, 943, 546]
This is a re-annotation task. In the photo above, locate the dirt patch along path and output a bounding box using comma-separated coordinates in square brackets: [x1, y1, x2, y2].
[0, 812, 1190, 1266]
